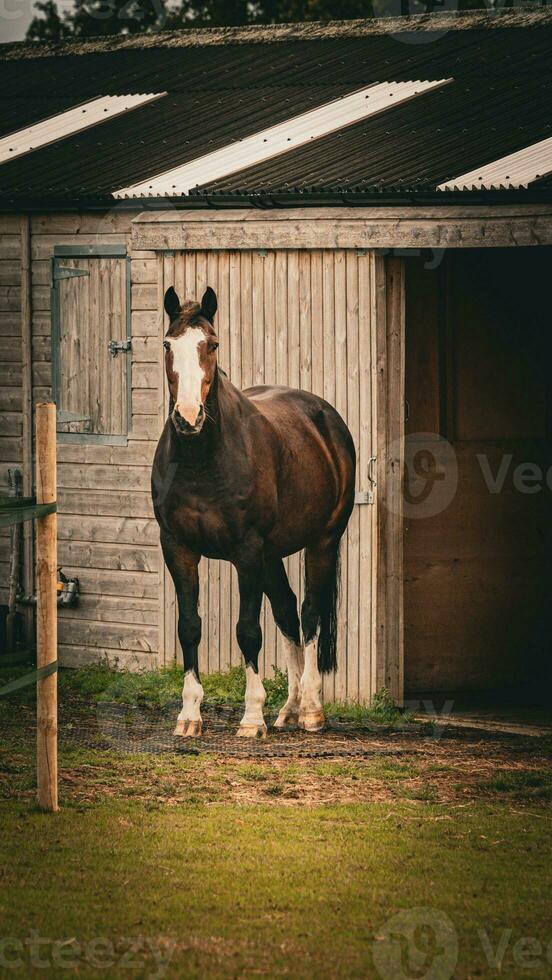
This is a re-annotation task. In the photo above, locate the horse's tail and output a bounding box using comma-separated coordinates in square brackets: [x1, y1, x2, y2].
[317, 544, 341, 674]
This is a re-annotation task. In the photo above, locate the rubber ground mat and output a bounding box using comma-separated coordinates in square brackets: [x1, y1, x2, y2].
[0, 686, 533, 762]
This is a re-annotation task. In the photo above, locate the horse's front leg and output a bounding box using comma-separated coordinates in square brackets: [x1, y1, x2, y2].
[161, 533, 203, 737]
[235, 558, 266, 738]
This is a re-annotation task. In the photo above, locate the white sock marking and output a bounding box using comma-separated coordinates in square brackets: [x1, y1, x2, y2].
[282, 636, 304, 709]
[240, 665, 266, 730]
[178, 670, 204, 723]
[300, 629, 323, 715]
[275, 636, 304, 724]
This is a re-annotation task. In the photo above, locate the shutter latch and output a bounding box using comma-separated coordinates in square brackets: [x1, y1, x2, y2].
[108, 339, 132, 357]
[355, 456, 377, 505]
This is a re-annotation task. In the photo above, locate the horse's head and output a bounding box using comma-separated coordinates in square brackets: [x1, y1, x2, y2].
[163, 286, 219, 435]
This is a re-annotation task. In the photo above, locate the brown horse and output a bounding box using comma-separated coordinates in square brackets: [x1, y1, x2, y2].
[152, 286, 356, 737]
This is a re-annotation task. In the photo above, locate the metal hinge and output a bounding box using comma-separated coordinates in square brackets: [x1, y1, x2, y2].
[57, 411, 91, 423]
[53, 266, 90, 282]
[108, 339, 132, 357]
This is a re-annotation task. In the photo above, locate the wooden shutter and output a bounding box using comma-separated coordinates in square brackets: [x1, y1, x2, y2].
[160, 249, 379, 703]
[53, 253, 129, 439]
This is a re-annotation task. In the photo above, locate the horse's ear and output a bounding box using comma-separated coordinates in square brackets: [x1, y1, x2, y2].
[200, 286, 217, 323]
[164, 287, 181, 322]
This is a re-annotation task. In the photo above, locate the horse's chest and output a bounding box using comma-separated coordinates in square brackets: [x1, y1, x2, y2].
[167, 494, 245, 558]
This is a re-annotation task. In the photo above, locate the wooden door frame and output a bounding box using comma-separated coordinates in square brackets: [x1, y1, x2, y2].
[376, 257, 405, 704]
[142, 217, 406, 704]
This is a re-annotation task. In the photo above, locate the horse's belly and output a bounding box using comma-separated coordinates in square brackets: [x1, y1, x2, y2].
[268, 476, 336, 556]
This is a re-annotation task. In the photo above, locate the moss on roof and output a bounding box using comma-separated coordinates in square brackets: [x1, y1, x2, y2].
[1, 8, 551, 61]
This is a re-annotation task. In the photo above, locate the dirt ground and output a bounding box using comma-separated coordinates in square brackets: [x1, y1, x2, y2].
[2, 691, 551, 808]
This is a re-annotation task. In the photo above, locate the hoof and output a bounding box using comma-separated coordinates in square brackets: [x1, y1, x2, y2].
[236, 723, 267, 739]
[273, 707, 300, 729]
[298, 711, 325, 732]
[174, 718, 202, 737]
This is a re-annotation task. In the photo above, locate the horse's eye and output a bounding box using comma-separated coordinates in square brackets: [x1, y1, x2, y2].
[208, 340, 219, 353]
[163, 340, 170, 352]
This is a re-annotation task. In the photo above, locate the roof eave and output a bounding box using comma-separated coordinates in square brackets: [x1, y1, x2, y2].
[2, 186, 552, 213]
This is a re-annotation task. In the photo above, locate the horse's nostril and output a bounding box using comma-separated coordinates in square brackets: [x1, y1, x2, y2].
[173, 411, 190, 430]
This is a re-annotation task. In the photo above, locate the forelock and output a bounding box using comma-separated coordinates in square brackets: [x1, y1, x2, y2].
[167, 300, 215, 337]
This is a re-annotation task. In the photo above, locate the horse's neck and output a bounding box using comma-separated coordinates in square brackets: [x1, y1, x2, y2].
[215, 370, 250, 428]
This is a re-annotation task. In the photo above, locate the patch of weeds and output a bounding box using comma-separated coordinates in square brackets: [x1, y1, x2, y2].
[59, 746, 120, 767]
[479, 770, 552, 799]
[527, 734, 552, 754]
[264, 784, 284, 797]
[57, 663, 289, 711]
[402, 783, 438, 802]
[17, 773, 37, 792]
[325, 688, 415, 727]
[313, 759, 418, 782]
[314, 762, 367, 780]
[0, 752, 27, 775]
[5, 664, 424, 729]
[372, 760, 419, 781]
[237, 765, 270, 782]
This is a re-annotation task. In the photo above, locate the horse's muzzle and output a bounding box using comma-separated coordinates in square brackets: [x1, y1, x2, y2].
[172, 405, 204, 435]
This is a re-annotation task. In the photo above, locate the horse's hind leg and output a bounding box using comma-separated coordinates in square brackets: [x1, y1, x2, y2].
[263, 557, 303, 729]
[299, 539, 341, 732]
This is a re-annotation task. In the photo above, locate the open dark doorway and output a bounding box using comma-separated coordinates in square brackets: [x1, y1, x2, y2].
[404, 247, 552, 713]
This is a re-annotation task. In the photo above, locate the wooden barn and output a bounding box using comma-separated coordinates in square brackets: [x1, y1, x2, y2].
[1, 9, 551, 706]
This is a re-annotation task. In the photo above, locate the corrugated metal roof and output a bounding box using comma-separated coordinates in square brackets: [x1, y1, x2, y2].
[115, 79, 451, 198]
[0, 11, 551, 204]
[437, 135, 552, 191]
[195, 77, 552, 196]
[0, 93, 164, 163]
[0, 88, 365, 197]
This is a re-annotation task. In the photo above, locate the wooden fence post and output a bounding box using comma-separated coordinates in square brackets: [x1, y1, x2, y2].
[35, 402, 58, 812]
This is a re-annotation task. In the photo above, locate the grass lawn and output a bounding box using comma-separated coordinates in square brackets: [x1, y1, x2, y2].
[1, 665, 551, 978]
[2, 798, 552, 978]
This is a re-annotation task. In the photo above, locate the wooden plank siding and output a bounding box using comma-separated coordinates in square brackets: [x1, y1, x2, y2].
[160, 248, 381, 702]
[0, 217, 23, 604]
[0, 211, 159, 668]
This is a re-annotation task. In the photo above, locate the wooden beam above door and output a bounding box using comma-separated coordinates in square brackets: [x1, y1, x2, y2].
[131, 206, 552, 253]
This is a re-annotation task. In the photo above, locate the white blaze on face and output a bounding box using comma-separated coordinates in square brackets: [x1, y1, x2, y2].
[170, 328, 204, 425]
